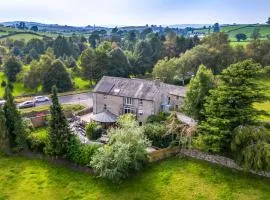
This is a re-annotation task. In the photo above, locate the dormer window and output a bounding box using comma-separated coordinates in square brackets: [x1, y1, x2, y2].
[124, 97, 133, 105]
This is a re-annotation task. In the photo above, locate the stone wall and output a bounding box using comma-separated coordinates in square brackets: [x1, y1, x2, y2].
[180, 149, 270, 178]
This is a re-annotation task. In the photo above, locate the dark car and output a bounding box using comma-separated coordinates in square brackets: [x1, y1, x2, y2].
[17, 101, 36, 109]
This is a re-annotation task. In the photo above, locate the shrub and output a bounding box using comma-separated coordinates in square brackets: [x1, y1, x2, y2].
[146, 112, 169, 124]
[27, 127, 48, 153]
[90, 114, 150, 182]
[1, 80, 6, 88]
[67, 136, 100, 166]
[86, 122, 102, 140]
[143, 123, 171, 148]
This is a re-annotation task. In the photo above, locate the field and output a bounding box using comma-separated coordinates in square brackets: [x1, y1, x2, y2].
[0, 70, 90, 98]
[0, 33, 43, 42]
[0, 71, 36, 98]
[0, 152, 269, 200]
[254, 78, 270, 121]
[196, 24, 270, 45]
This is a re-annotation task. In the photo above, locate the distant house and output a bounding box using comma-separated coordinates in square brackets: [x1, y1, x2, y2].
[90, 76, 186, 125]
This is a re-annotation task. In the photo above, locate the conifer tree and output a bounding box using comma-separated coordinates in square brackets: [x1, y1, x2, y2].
[183, 64, 215, 121]
[199, 60, 268, 153]
[3, 86, 26, 152]
[45, 86, 71, 156]
[0, 108, 8, 151]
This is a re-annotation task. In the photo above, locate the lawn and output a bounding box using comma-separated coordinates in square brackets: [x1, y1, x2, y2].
[254, 78, 270, 121]
[0, 153, 269, 200]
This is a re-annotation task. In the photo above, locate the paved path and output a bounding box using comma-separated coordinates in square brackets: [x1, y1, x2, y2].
[36, 92, 93, 108]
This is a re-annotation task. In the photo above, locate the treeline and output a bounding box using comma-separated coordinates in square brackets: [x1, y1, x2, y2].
[0, 28, 199, 93]
[153, 33, 270, 84]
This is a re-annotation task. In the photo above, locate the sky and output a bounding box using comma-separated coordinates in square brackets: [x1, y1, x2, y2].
[0, 0, 269, 26]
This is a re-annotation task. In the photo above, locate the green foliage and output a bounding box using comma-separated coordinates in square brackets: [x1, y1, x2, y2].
[53, 35, 72, 57]
[0, 108, 8, 151]
[27, 127, 48, 153]
[231, 125, 270, 171]
[143, 123, 171, 148]
[80, 48, 102, 83]
[235, 33, 247, 42]
[199, 60, 268, 153]
[90, 114, 150, 182]
[42, 59, 73, 93]
[67, 136, 100, 166]
[45, 86, 71, 156]
[146, 112, 169, 123]
[3, 86, 26, 152]
[134, 40, 153, 74]
[213, 23, 220, 33]
[85, 122, 102, 140]
[152, 57, 178, 83]
[23, 60, 42, 91]
[183, 64, 215, 121]
[4, 56, 22, 82]
[107, 47, 130, 77]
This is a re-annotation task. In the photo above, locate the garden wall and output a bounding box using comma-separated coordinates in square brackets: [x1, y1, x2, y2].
[148, 147, 179, 162]
[179, 149, 270, 178]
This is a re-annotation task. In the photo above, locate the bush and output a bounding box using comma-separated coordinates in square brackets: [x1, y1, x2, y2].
[27, 127, 48, 153]
[146, 112, 169, 124]
[90, 114, 150, 182]
[1, 80, 6, 88]
[143, 123, 171, 148]
[68, 136, 100, 166]
[86, 122, 102, 140]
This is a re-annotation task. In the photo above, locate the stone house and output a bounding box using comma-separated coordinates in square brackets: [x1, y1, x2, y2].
[90, 76, 186, 125]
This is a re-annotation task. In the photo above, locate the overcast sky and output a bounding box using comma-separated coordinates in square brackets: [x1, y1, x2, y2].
[0, 0, 269, 26]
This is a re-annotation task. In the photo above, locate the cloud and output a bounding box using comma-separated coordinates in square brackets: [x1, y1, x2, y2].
[0, 0, 269, 26]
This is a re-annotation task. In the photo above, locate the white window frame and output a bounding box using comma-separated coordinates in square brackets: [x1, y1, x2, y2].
[124, 97, 133, 105]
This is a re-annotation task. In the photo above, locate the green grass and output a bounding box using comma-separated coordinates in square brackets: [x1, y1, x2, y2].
[0, 33, 43, 42]
[0, 153, 269, 200]
[73, 77, 90, 90]
[20, 104, 85, 115]
[254, 77, 270, 121]
[30, 127, 48, 140]
[0, 71, 37, 98]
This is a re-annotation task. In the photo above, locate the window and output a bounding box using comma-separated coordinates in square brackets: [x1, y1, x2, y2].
[139, 99, 143, 106]
[168, 96, 171, 104]
[104, 95, 107, 99]
[124, 97, 133, 105]
[124, 107, 131, 114]
[139, 122, 143, 126]
[104, 104, 107, 110]
[175, 105, 179, 110]
[138, 110, 143, 115]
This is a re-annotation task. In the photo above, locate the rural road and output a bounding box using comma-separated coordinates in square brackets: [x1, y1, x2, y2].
[36, 92, 93, 108]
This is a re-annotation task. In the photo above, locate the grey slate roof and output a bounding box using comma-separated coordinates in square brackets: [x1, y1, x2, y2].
[94, 76, 186, 101]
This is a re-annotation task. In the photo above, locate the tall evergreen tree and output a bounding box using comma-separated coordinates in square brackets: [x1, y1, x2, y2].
[45, 86, 71, 156]
[199, 60, 268, 153]
[3, 86, 26, 152]
[183, 65, 215, 121]
[0, 108, 8, 151]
